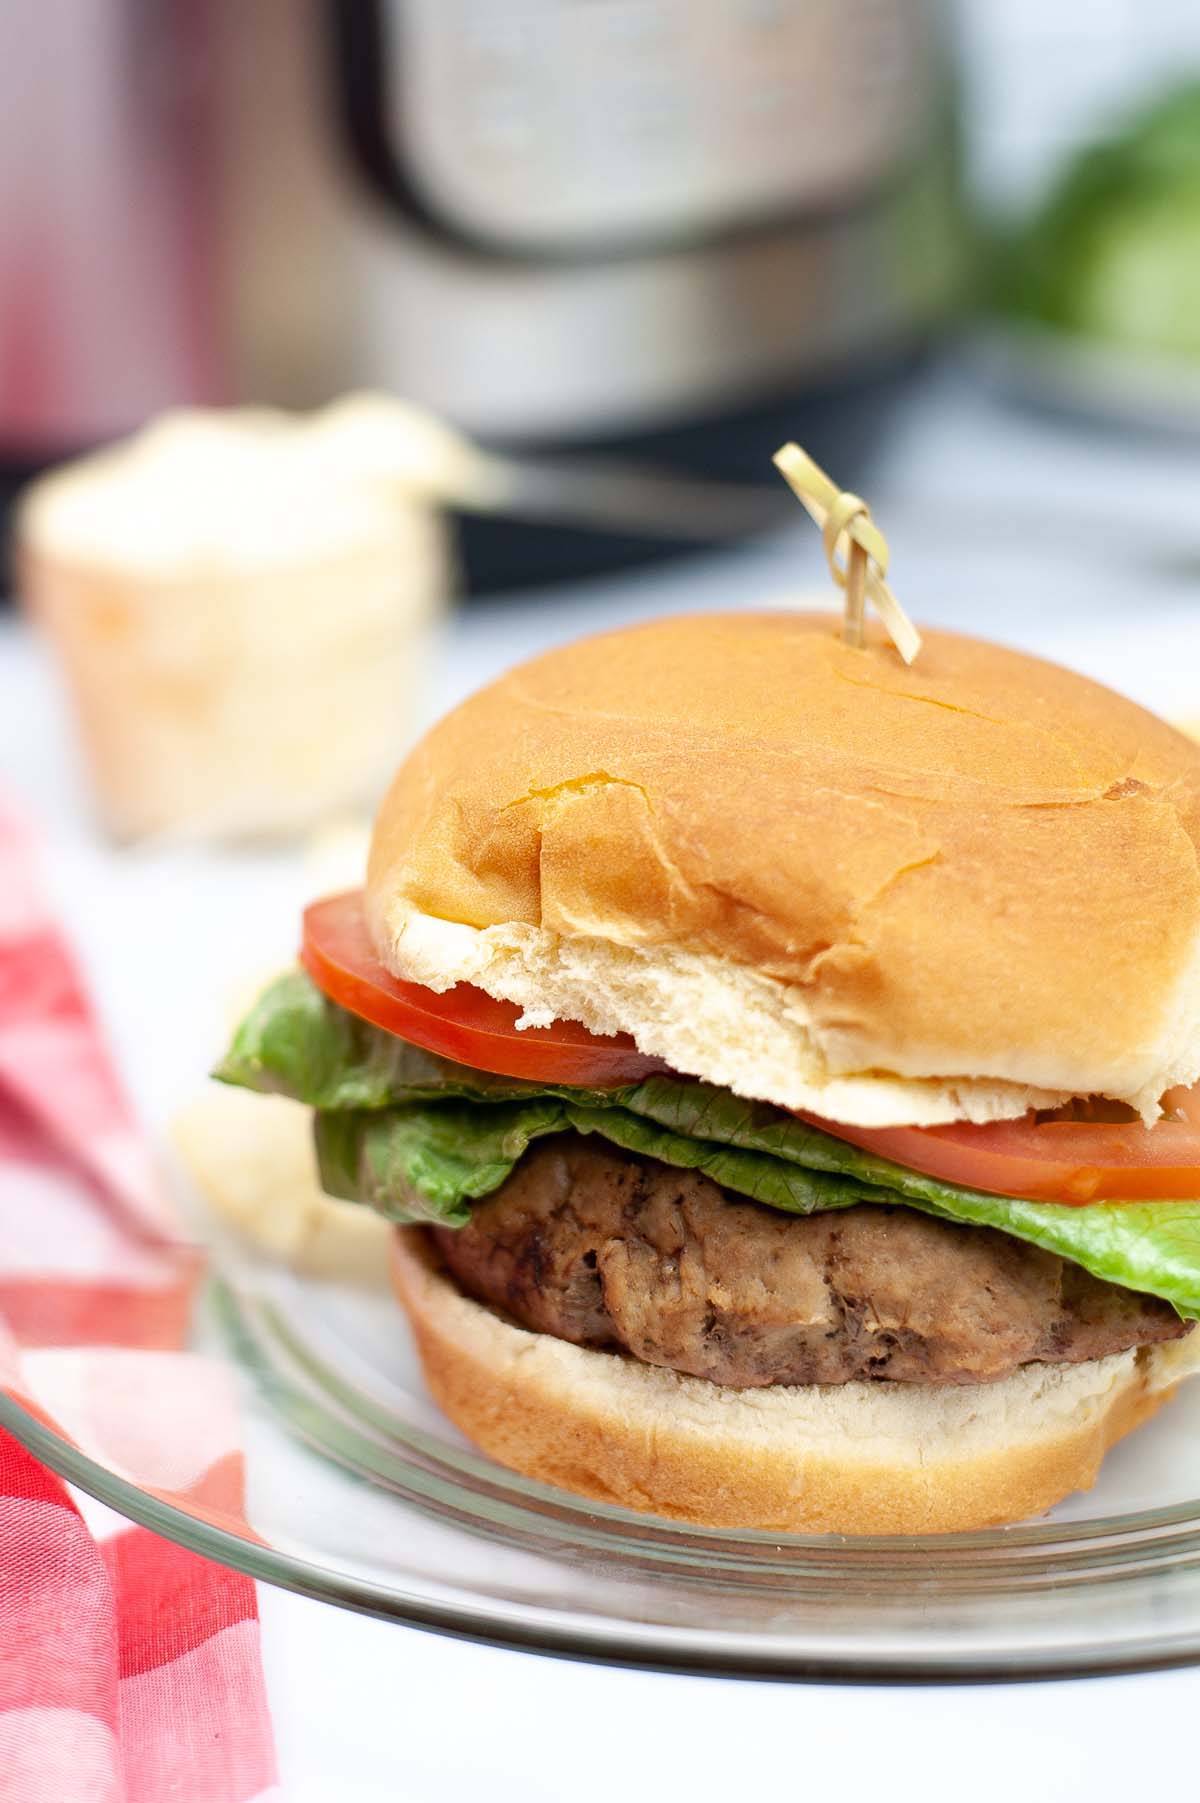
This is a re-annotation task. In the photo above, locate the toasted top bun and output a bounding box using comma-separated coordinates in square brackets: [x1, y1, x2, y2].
[367, 612, 1200, 1127]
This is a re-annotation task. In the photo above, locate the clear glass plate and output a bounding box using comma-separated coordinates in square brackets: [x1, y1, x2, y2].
[9, 588, 1200, 1684]
[8, 1221, 1200, 1682]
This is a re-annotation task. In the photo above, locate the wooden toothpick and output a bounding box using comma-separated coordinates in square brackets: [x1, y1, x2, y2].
[844, 539, 868, 649]
[772, 443, 921, 665]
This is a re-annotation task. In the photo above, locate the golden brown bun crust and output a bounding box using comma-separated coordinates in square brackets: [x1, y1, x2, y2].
[368, 613, 1200, 1113]
[392, 1228, 1188, 1536]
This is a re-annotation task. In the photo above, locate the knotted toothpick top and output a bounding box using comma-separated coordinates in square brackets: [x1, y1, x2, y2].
[772, 443, 922, 665]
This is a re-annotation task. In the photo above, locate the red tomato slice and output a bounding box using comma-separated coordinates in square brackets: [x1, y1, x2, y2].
[302, 891, 1200, 1200]
[798, 1086, 1200, 1205]
[300, 890, 667, 1087]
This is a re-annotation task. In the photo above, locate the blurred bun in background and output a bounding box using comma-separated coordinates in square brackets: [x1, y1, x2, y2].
[18, 397, 462, 841]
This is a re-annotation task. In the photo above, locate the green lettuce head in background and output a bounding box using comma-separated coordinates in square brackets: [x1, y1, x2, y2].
[1001, 82, 1200, 361]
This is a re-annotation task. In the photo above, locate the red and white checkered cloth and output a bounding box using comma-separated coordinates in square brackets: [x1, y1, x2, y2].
[0, 795, 278, 1803]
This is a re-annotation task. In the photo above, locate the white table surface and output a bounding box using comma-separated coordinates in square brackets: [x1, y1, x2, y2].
[6, 364, 1200, 1799]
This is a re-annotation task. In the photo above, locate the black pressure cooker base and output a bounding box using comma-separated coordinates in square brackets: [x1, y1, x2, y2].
[455, 350, 924, 596]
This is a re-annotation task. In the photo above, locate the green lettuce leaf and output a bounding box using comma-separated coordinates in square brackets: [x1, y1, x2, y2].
[217, 970, 1200, 1317]
[309, 1094, 1200, 1317]
[214, 971, 470, 1108]
[315, 1097, 871, 1229]
[315, 1100, 570, 1226]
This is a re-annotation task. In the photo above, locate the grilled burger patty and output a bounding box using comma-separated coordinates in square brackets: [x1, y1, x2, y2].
[432, 1137, 1190, 1388]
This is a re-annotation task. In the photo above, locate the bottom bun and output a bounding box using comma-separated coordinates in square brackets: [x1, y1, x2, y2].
[391, 1228, 1200, 1535]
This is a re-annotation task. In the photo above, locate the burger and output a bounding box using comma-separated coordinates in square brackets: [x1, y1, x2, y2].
[217, 609, 1200, 1534]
